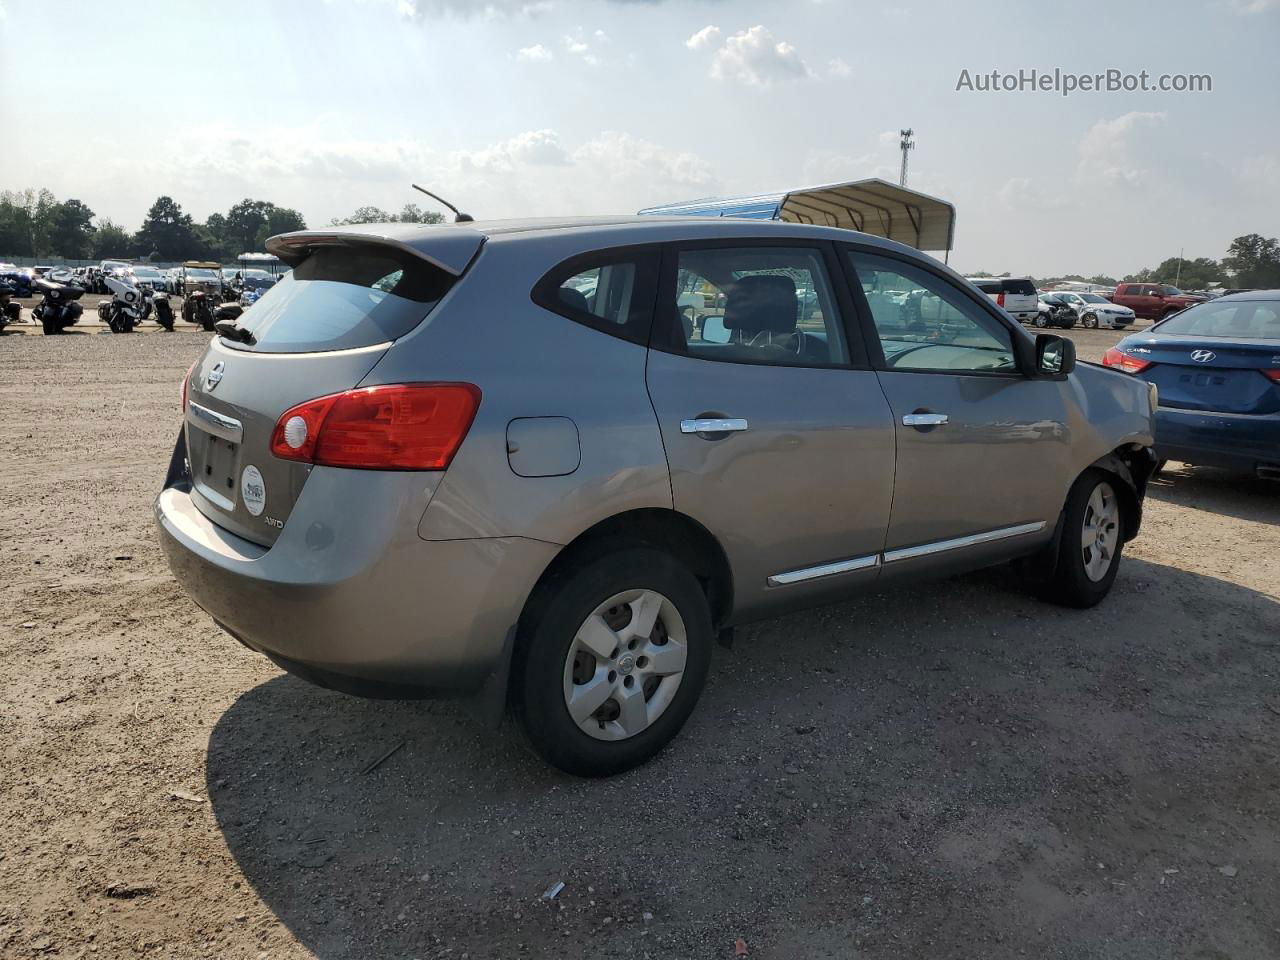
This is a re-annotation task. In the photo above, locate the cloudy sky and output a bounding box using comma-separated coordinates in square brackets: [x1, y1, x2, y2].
[1, 0, 1276, 276]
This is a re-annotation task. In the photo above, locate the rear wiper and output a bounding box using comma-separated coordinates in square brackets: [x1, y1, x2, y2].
[214, 320, 256, 345]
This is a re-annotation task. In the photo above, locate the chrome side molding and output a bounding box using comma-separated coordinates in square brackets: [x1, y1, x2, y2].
[766, 553, 880, 587]
[767, 521, 1048, 587]
[882, 521, 1047, 564]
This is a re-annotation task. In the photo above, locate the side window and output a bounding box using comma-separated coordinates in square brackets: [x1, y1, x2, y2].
[532, 248, 657, 345]
[846, 251, 1018, 374]
[666, 246, 849, 367]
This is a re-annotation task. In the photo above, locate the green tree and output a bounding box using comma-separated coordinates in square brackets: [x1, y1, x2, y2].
[1140, 256, 1221, 289]
[331, 205, 394, 226]
[135, 196, 200, 261]
[1222, 234, 1280, 288]
[47, 199, 97, 259]
[329, 204, 444, 226]
[226, 199, 274, 253]
[89, 219, 135, 260]
[395, 203, 445, 224]
[0, 191, 32, 256]
[265, 206, 307, 239]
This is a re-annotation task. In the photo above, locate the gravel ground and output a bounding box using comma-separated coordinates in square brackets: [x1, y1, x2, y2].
[1, 324, 1277, 960]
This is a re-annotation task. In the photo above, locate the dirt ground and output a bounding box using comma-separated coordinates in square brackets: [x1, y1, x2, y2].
[1, 320, 1277, 960]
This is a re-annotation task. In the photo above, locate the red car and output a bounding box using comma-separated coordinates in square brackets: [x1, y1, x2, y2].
[1109, 282, 1206, 322]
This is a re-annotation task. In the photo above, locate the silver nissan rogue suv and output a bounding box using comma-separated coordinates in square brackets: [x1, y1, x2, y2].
[155, 217, 1157, 776]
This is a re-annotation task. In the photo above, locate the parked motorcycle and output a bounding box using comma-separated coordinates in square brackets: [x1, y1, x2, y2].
[31, 278, 85, 335]
[153, 291, 175, 331]
[182, 289, 217, 331]
[98, 274, 150, 333]
[0, 279, 21, 333]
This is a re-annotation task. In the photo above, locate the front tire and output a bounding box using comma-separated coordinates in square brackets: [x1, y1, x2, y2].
[1081, 312, 1098, 329]
[1033, 313, 1048, 328]
[516, 547, 713, 777]
[1036, 470, 1125, 608]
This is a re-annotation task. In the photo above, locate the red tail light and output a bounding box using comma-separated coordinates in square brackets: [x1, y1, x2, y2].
[1263, 369, 1280, 383]
[181, 360, 197, 409]
[270, 383, 481, 470]
[1102, 347, 1152, 374]
[996, 292, 1006, 307]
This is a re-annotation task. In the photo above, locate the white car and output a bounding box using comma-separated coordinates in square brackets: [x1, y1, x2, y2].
[968, 277, 1039, 324]
[1040, 292, 1135, 329]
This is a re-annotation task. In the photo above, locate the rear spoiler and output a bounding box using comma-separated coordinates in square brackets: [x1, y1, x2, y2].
[266, 223, 485, 277]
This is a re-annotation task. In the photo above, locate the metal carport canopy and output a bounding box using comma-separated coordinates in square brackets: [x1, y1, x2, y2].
[638, 177, 956, 255]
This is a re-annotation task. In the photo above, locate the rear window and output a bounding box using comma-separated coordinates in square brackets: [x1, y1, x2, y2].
[1154, 300, 1280, 339]
[972, 281, 1001, 295]
[224, 246, 453, 353]
[1001, 278, 1037, 296]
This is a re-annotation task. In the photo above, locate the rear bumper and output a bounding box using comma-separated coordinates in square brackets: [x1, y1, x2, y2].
[155, 474, 560, 696]
[1155, 407, 1280, 472]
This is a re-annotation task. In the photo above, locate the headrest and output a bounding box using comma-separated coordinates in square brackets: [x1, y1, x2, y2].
[558, 287, 590, 314]
[723, 274, 797, 335]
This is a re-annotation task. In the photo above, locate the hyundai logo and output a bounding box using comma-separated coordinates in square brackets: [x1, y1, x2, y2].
[205, 361, 225, 390]
[1190, 349, 1216, 363]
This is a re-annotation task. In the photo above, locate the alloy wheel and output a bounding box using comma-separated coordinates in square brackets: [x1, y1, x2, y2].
[562, 589, 688, 741]
[1081, 481, 1120, 582]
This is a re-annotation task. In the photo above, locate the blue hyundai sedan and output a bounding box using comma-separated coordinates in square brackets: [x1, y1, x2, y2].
[1103, 291, 1280, 478]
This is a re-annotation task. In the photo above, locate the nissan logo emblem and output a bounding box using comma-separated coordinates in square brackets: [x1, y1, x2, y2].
[205, 361, 225, 390]
[1190, 350, 1216, 363]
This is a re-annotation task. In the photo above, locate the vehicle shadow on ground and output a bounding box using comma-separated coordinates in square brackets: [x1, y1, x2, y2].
[207, 557, 1280, 959]
[1148, 462, 1279, 525]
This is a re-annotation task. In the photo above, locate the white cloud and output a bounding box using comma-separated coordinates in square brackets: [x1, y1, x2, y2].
[516, 43, 554, 62]
[685, 25, 720, 49]
[709, 25, 813, 88]
[1229, 0, 1277, 12]
[562, 30, 600, 64]
[1077, 111, 1167, 187]
[572, 131, 713, 188]
[457, 129, 571, 172]
[397, 0, 552, 18]
[827, 57, 851, 78]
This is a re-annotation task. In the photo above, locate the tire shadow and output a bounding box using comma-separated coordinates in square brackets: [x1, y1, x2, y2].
[207, 557, 1280, 959]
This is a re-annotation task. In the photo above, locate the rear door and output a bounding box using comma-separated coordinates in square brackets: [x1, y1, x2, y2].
[184, 235, 481, 546]
[1000, 278, 1038, 318]
[645, 240, 895, 619]
[841, 247, 1069, 575]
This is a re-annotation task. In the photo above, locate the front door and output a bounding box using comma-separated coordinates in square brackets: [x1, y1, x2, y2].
[646, 242, 896, 620]
[841, 248, 1070, 577]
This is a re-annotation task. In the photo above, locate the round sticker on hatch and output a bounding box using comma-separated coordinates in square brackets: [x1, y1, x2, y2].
[241, 465, 266, 517]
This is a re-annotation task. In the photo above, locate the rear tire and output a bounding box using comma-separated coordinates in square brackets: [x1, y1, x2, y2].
[1036, 469, 1125, 609]
[515, 547, 713, 777]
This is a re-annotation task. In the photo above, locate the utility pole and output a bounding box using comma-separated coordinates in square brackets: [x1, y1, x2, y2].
[1175, 247, 1184, 287]
[899, 129, 915, 187]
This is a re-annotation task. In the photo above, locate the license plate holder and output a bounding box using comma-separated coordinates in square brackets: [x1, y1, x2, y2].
[191, 427, 241, 509]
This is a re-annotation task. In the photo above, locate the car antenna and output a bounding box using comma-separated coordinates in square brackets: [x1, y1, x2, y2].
[412, 184, 474, 223]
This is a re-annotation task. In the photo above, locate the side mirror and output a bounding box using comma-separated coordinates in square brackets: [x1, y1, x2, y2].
[1035, 333, 1075, 377]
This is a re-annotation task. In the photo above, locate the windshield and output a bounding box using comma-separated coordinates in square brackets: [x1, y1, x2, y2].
[1154, 299, 1280, 339]
[133, 267, 162, 278]
[187, 269, 218, 279]
[1161, 285, 1185, 296]
[223, 245, 454, 353]
[1081, 293, 1109, 303]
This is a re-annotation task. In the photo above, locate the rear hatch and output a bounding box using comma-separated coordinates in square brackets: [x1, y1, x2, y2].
[183, 227, 483, 546]
[999, 278, 1038, 314]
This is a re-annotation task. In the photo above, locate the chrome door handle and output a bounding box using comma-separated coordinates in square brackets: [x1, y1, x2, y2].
[902, 413, 948, 427]
[680, 418, 749, 434]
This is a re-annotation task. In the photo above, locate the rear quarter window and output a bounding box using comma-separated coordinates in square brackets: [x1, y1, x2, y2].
[226, 246, 454, 354]
[531, 246, 659, 345]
